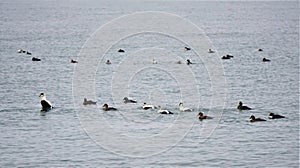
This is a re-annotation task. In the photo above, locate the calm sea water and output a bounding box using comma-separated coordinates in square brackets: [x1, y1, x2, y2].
[0, 0, 299, 167]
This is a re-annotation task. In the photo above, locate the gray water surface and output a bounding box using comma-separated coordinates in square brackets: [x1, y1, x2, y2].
[0, 1, 299, 167]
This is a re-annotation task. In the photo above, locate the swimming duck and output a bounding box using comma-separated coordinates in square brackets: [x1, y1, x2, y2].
[17, 49, 24, 53]
[184, 47, 191, 51]
[258, 48, 263, 52]
[268, 113, 285, 119]
[157, 106, 173, 114]
[71, 59, 78, 63]
[39, 93, 53, 111]
[249, 115, 266, 122]
[152, 58, 157, 64]
[221, 55, 231, 59]
[143, 102, 157, 110]
[208, 49, 215, 53]
[106, 60, 111, 64]
[102, 104, 117, 111]
[118, 49, 125, 53]
[237, 101, 252, 110]
[123, 97, 137, 103]
[262, 58, 271, 62]
[179, 102, 193, 112]
[198, 112, 213, 120]
[83, 98, 97, 105]
[26, 51, 32, 55]
[32, 57, 41, 61]
[186, 59, 192, 65]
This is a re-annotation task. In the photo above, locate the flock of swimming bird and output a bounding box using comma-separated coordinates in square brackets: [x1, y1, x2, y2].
[20, 47, 282, 122]
[40, 91, 285, 122]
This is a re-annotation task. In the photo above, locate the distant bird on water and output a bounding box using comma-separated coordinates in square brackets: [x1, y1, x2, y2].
[208, 49, 215, 53]
[152, 58, 157, 64]
[221, 55, 233, 59]
[143, 102, 157, 110]
[249, 115, 266, 122]
[106, 60, 111, 65]
[262, 58, 271, 62]
[123, 97, 137, 103]
[184, 47, 191, 51]
[17, 49, 30, 54]
[71, 59, 78, 63]
[186, 59, 192, 65]
[157, 106, 173, 114]
[102, 104, 117, 111]
[83, 98, 97, 105]
[237, 101, 252, 110]
[39, 93, 53, 111]
[268, 113, 285, 119]
[198, 112, 213, 120]
[118, 49, 125, 53]
[221, 56, 230, 59]
[32, 57, 41, 61]
[179, 102, 193, 112]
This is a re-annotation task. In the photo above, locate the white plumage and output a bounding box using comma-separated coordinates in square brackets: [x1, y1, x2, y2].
[179, 102, 193, 112]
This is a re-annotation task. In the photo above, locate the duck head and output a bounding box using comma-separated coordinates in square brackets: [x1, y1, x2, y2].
[249, 115, 255, 120]
[39, 93, 46, 100]
[198, 112, 204, 117]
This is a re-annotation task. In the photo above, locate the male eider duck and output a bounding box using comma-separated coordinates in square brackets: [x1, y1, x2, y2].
[186, 59, 192, 65]
[102, 104, 117, 111]
[123, 97, 137, 103]
[143, 102, 157, 110]
[157, 106, 173, 114]
[118, 49, 125, 53]
[249, 115, 266, 122]
[179, 102, 193, 112]
[268, 113, 285, 119]
[32, 57, 41, 61]
[262, 58, 271, 62]
[237, 101, 252, 110]
[198, 112, 213, 120]
[184, 47, 191, 51]
[208, 49, 215, 53]
[71, 59, 78, 63]
[83, 98, 96, 105]
[106, 60, 111, 65]
[39, 93, 53, 111]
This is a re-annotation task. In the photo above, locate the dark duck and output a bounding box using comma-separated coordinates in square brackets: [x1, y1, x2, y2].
[123, 97, 137, 103]
[268, 113, 285, 119]
[102, 104, 117, 111]
[237, 101, 252, 110]
[198, 112, 213, 120]
[249, 115, 266, 122]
